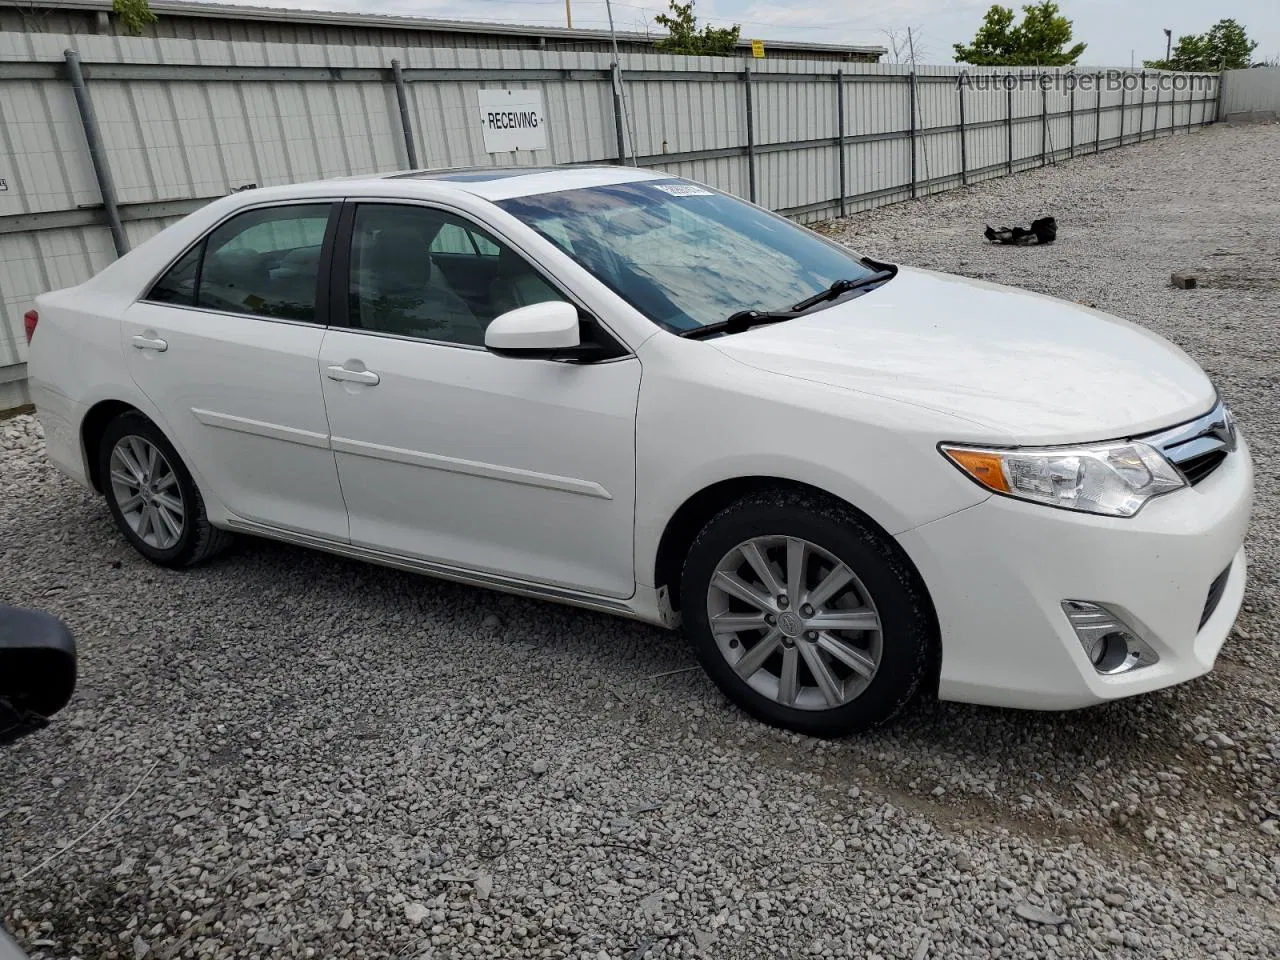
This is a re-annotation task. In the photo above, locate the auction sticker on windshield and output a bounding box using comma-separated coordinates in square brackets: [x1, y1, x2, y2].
[652, 183, 715, 197]
[478, 89, 548, 153]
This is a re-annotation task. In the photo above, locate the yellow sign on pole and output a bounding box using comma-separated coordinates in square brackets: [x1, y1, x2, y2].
[751, 39, 765, 59]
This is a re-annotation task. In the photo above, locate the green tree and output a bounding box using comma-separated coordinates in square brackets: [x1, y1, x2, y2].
[112, 0, 157, 35]
[1144, 19, 1257, 71]
[953, 1, 1086, 66]
[654, 0, 741, 57]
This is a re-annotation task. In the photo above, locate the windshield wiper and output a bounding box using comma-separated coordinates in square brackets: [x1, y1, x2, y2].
[678, 260, 898, 340]
[790, 267, 896, 313]
[677, 309, 798, 340]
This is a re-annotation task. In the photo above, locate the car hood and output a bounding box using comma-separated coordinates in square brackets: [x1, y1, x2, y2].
[711, 266, 1216, 445]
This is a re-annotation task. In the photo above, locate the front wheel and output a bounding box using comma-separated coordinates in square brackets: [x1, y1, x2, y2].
[680, 489, 936, 736]
[98, 411, 233, 568]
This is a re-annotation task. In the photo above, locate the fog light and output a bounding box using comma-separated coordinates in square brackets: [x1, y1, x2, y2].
[1061, 601, 1159, 675]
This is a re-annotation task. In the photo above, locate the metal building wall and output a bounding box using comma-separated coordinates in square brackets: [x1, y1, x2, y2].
[0, 4, 884, 62]
[0, 33, 1221, 405]
[1220, 68, 1280, 120]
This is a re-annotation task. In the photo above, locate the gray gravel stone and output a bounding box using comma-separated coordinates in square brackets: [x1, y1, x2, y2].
[3, 124, 1279, 960]
[1014, 902, 1067, 926]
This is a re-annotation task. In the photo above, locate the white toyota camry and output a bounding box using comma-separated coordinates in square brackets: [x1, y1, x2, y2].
[25, 166, 1252, 734]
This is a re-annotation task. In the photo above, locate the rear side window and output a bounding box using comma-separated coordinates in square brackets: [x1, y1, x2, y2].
[147, 244, 200, 306]
[145, 204, 332, 322]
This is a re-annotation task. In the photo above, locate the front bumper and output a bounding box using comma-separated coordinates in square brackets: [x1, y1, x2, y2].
[898, 438, 1253, 710]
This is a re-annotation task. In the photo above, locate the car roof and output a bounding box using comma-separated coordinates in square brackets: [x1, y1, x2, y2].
[322, 164, 669, 202]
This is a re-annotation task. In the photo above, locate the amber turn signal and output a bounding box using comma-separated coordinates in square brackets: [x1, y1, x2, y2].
[941, 447, 1011, 493]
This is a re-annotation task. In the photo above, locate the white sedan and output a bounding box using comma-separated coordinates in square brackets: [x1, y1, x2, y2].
[25, 166, 1251, 735]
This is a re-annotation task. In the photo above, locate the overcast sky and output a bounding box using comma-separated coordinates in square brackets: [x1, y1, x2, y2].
[228, 0, 1279, 68]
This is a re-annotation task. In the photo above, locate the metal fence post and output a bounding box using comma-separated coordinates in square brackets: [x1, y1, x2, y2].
[958, 80, 968, 186]
[610, 63, 628, 165]
[64, 49, 127, 259]
[1187, 81, 1194, 132]
[1006, 80, 1014, 174]
[1040, 85, 1048, 166]
[1213, 72, 1224, 124]
[1152, 71, 1161, 138]
[1119, 79, 1126, 145]
[908, 71, 918, 199]
[390, 59, 419, 169]
[1094, 73, 1102, 152]
[743, 65, 756, 204]
[1138, 70, 1146, 140]
[835, 70, 846, 217]
[1068, 78, 1075, 158]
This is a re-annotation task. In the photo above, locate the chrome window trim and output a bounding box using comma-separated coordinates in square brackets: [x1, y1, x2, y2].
[320, 323, 635, 365]
[130, 301, 326, 330]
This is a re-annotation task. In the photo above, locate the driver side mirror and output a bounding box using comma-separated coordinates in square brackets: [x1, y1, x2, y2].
[0, 606, 77, 747]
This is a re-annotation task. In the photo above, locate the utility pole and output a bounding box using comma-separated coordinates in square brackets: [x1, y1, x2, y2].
[565, 0, 572, 29]
[604, 0, 637, 164]
[1163, 28, 1172, 62]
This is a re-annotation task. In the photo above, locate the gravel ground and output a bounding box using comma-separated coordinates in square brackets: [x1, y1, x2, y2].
[2, 123, 1278, 960]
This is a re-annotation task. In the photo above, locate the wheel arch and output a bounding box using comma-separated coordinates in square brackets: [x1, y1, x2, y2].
[80, 399, 142, 493]
[652, 475, 943, 695]
[655, 476, 900, 607]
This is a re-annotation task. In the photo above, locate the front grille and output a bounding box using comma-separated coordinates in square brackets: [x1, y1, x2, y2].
[1142, 400, 1237, 488]
[1200, 563, 1232, 630]
[1180, 450, 1228, 486]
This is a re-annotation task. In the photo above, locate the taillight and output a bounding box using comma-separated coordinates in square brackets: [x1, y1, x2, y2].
[23, 310, 38, 343]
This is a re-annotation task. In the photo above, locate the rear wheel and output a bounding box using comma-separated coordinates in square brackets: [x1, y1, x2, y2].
[681, 489, 935, 736]
[98, 411, 232, 568]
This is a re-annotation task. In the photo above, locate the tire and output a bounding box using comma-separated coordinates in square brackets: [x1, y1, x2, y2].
[98, 411, 233, 568]
[680, 488, 936, 736]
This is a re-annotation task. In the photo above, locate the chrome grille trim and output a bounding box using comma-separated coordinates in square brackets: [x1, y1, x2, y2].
[1141, 399, 1237, 486]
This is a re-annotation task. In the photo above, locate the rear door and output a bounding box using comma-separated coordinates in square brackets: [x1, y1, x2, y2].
[121, 201, 349, 541]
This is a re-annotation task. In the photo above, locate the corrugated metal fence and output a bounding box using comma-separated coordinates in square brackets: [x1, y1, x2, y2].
[1220, 67, 1280, 120]
[0, 32, 1222, 405]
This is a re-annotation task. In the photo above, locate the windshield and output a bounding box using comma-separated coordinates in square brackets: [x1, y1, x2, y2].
[496, 179, 878, 332]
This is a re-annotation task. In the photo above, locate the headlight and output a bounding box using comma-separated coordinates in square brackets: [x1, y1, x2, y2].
[940, 440, 1185, 517]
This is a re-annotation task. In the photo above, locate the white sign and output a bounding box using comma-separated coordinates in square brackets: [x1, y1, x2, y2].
[478, 89, 548, 153]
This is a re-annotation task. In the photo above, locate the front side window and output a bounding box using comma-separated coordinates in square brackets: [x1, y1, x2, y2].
[497, 180, 879, 332]
[346, 204, 564, 347]
[146, 204, 331, 322]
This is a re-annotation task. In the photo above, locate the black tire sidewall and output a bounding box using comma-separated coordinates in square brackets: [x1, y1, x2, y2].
[99, 413, 204, 568]
[682, 494, 933, 736]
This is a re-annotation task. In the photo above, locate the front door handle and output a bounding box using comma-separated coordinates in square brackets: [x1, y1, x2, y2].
[326, 364, 380, 386]
[130, 335, 168, 352]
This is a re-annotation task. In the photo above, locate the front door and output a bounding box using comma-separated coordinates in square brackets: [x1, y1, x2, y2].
[318, 201, 639, 598]
[122, 201, 349, 541]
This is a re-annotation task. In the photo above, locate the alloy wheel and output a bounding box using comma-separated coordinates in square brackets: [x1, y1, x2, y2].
[706, 535, 882, 711]
[108, 435, 185, 550]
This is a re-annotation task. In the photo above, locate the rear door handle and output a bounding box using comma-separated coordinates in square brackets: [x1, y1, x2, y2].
[325, 364, 380, 386]
[130, 335, 168, 352]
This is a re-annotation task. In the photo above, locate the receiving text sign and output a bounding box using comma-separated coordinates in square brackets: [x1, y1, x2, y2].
[478, 89, 548, 153]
